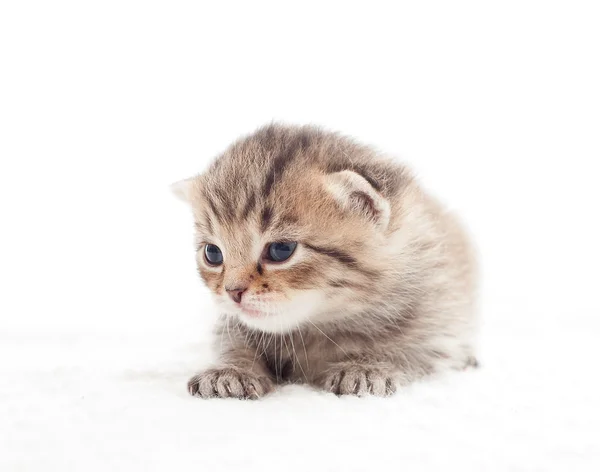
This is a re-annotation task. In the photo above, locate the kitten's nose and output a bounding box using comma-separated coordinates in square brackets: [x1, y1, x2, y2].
[226, 286, 247, 304]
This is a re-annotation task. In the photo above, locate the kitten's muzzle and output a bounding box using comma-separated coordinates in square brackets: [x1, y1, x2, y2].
[226, 286, 247, 304]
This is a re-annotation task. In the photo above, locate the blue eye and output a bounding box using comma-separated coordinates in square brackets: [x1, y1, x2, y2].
[266, 242, 297, 262]
[204, 244, 223, 266]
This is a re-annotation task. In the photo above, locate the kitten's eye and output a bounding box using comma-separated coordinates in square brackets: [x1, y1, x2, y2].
[204, 244, 223, 266]
[266, 242, 297, 262]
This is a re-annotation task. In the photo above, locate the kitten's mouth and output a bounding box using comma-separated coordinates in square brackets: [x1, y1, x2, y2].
[239, 305, 266, 318]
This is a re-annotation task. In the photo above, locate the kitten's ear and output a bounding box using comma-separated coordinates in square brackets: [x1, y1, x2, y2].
[170, 176, 197, 203]
[323, 170, 390, 230]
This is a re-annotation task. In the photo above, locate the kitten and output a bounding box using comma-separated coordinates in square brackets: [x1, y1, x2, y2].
[172, 124, 478, 398]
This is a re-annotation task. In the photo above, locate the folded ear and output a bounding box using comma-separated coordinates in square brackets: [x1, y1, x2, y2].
[170, 176, 198, 203]
[323, 170, 390, 230]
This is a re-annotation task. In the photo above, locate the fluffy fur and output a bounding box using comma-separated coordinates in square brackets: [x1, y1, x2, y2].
[173, 124, 478, 398]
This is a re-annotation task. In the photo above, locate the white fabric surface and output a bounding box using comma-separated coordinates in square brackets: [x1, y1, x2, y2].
[2, 315, 598, 471]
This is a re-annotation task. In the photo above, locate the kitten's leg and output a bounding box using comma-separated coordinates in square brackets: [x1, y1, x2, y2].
[188, 352, 275, 399]
[188, 326, 275, 399]
[315, 361, 397, 397]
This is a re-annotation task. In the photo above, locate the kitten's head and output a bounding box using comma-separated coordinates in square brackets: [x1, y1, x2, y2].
[173, 125, 408, 333]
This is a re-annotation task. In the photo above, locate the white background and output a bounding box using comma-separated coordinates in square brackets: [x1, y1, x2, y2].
[1, 1, 599, 471]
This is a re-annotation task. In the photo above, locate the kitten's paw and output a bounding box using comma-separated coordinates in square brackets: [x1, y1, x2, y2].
[322, 365, 396, 397]
[187, 367, 274, 399]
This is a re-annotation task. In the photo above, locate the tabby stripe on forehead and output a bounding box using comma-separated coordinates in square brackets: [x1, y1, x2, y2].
[206, 197, 221, 223]
[213, 187, 237, 222]
[240, 193, 256, 220]
[260, 205, 273, 232]
[279, 213, 298, 226]
[262, 135, 307, 197]
[203, 212, 214, 235]
[195, 216, 213, 236]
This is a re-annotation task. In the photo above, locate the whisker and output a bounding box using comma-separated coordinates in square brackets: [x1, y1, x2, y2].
[278, 318, 284, 378]
[281, 330, 293, 373]
[219, 314, 227, 355]
[250, 330, 262, 371]
[273, 331, 279, 380]
[289, 329, 309, 383]
[296, 321, 310, 376]
[307, 319, 349, 358]
[225, 315, 234, 348]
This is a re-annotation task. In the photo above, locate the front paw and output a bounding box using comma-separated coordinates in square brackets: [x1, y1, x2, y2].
[322, 364, 396, 397]
[187, 367, 274, 399]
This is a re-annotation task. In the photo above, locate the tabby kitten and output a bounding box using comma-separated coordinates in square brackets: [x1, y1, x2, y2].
[173, 124, 477, 398]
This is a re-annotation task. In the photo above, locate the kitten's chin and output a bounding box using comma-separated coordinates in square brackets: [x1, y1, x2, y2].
[232, 290, 326, 334]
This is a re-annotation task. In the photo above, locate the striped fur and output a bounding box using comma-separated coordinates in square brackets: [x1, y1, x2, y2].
[174, 124, 478, 398]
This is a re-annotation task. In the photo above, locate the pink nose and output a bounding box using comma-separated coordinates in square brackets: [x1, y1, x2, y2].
[226, 287, 247, 304]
